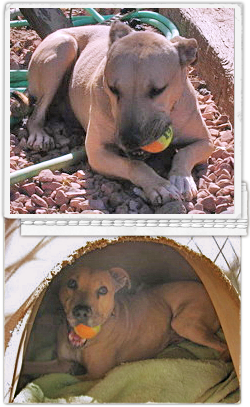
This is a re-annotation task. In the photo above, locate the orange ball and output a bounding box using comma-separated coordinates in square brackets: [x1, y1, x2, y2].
[74, 324, 101, 339]
[141, 126, 173, 153]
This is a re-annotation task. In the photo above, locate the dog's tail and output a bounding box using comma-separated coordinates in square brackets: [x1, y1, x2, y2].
[10, 90, 35, 119]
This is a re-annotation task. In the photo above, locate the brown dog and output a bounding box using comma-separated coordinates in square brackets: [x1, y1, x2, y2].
[25, 22, 213, 203]
[22, 267, 228, 380]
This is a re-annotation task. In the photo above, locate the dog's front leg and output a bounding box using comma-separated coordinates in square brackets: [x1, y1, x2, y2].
[26, 31, 79, 151]
[169, 138, 214, 201]
[21, 358, 78, 376]
[86, 119, 181, 206]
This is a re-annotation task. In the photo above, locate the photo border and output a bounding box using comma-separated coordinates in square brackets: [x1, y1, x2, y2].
[5, 2, 245, 231]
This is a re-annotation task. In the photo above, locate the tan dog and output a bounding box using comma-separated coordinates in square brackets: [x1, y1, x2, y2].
[22, 267, 228, 380]
[25, 22, 213, 203]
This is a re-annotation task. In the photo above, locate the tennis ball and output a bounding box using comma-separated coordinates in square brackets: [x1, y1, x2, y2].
[141, 126, 173, 153]
[74, 324, 101, 339]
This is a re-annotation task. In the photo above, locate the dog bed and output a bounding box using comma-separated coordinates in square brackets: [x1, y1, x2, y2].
[5, 234, 240, 403]
[14, 339, 239, 403]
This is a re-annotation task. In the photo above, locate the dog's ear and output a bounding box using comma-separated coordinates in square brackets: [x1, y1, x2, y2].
[109, 21, 133, 45]
[171, 36, 198, 66]
[109, 267, 131, 291]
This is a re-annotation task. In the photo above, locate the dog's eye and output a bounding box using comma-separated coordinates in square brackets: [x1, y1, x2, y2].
[98, 286, 108, 296]
[149, 85, 167, 98]
[67, 279, 78, 290]
[109, 85, 120, 98]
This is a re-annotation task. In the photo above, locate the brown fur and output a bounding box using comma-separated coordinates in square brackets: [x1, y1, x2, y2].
[22, 267, 229, 380]
[26, 22, 213, 203]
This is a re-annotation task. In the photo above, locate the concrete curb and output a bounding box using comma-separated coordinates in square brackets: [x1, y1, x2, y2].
[160, 8, 235, 125]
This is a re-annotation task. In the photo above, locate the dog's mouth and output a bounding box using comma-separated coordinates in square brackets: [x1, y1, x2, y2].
[118, 126, 173, 159]
[68, 327, 87, 348]
[106, 141, 151, 161]
[125, 149, 151, 160]
[68, 329, 87, 348]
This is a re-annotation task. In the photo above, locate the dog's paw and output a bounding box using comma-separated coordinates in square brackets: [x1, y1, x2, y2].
[169, 175, 197, 201]
[144, 180, 182, 206]
[70, 362, 87, 376]
[27, 131, 55, 151]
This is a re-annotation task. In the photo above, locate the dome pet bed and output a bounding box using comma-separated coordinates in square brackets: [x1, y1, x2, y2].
[4, 235, 240, 403]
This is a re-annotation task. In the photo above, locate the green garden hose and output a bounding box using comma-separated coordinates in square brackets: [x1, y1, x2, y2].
[10, 8, 179, 37]
[70, 15, 114, 26]
[84, 8, 105, 23]
[10, 14, 112, 28]
[121, 10, 179, 38]
[10, 87, 26, 93]
[134, 18, 172, 39]
[10, 149, 86, 185]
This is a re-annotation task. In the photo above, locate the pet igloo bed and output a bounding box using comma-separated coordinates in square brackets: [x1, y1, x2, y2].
[5, 236, 240, 403]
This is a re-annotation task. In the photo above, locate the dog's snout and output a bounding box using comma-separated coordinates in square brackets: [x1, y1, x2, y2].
[120, 133, 142, 151]
[118, 112, 172, 152]
[118, 121, 142, 151]
[73, 304, 92, 320]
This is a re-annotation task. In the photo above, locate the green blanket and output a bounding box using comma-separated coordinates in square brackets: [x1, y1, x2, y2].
[14, 339, 239, 403]
[14, 341, 239, 404]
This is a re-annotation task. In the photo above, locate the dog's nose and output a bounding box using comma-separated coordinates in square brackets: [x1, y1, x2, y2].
[73, 304, 92, 320]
